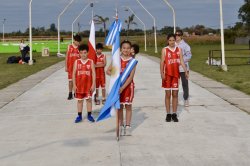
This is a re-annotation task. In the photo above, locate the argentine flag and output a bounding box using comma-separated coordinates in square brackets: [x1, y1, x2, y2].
[96, 19, 122, 122]
[96, 19, 138, 122]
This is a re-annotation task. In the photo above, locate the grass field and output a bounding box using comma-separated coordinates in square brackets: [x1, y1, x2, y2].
[0, 53, 64, 90]
[0, 37, 250, 95]
[142, 44, 250, 95]
[0, 41, 70, 53]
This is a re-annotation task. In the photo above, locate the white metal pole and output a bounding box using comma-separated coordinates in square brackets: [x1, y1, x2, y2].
[2, 19, 6, 43]
[219, 0, 227, 71]
[136, 0, 157, 53]
[29, 0, 33, 65]
[162, 0, 176, 33]
[72, 3, 90, 43]
[57, 0, 74, 56]
[123, 6, 147, 51]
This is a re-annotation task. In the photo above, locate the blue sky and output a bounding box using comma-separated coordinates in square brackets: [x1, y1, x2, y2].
[0, 0, 245, 33]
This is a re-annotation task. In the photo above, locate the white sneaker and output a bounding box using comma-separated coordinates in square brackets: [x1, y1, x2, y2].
[120, 125, 126, 136]
[125, 126, 132, 136]
[184, 100, 189, 107]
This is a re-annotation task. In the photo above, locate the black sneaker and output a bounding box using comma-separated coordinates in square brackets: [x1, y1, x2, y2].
[67, 92, 73, 100]
[165, 114, 172, 122]
[172, 113, 179, 122]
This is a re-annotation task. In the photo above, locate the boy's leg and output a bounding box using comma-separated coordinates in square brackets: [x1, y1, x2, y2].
[95, 88, 100, 105]
[125, 104, 132, 126]
[119, 104, 124, 126]
[86, 98, 95, 122]
[165, 90, 172, 122]
[68, 81, 73, 100]
[172, 90, 179, 122]
[95, 79, 100, 105]
[75, 100, 83, 123]
[125, 104, 132, 136]
[180, 72, 189, 106]
[102, 88, 106, 104]
[165, 90, 171, 113]
[69, 81, 73, 92]
[118, 105, 125, 136]
[77, 100, 83, 114]
[172, 90, 178, 113]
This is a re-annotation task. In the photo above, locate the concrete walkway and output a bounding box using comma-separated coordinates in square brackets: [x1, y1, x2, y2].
[0, 54, 250, 166]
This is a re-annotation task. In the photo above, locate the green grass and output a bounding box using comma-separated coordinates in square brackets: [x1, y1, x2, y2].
[0, 41, 70, 53]
[142, 44, 250, 95]
[0, 53, 64, 90]
[1, 38, 250, 95]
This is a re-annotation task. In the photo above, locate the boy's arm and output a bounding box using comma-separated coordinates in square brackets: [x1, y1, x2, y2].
[179, 48, 189, 79]
[95, 55, 107, 68]
[65, 46, 70, 72]
[120, 65, 137, 93]
[91, 60, 96, 93]
[72, 61, 77, 92]
[160, 48, 166, 80]
[183, 44, 192, 62]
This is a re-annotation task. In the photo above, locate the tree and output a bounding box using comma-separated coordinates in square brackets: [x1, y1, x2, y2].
[238, 0, 250, 33]
[125, 14, 137, 37]
[49, 23, 57, 32]
[94, 15, 109, 37]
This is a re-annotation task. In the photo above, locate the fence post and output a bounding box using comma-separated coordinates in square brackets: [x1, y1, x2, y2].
[209, 50, 211, 65]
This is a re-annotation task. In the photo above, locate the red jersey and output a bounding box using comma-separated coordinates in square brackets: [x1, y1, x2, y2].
[121, 56, 134, 85]
[95, 53, 106, 78]
[164, 46, 181, 78]
[120, 56, 135, 104]
[66, 44, 80, 74]
[75, 59, 93, 94]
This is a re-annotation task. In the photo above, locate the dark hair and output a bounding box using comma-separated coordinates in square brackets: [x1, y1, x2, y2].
[78, 44, 89, 52]
[131, 44, 139, 54]
[167, 34, 176, 40]
[73, 34, 82, 42]
[175, 29, 183, 36]
[96, 43, 103, 49]
[120, 40, 131, 48]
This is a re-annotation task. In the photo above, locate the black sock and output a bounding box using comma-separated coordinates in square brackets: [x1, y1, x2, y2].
[78, 112, 82, 116]
[88, 112, 92, 116]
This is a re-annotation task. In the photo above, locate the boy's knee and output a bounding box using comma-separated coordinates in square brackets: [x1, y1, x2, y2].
[172, 93, 178, 98]
[77, 100, 83, 103]
[86, 98, 92, 103]
[166, 93, 171, 98]
[125, 104, 132, 110]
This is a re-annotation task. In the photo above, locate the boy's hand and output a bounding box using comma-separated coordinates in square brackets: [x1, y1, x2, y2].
[65, 67, 68, 72]
[90, 86, 95, 94]
[185, 71, 189, 79]
[119, 87, 124, 94]
[161, 73, 165, 80]
[106, 70, 111, 76]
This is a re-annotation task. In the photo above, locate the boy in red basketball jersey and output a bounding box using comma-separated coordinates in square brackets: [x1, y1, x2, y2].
[160, 34, 188, 122]
[72, 44, 96, 123]
[65, 34, 81, 100]
[94, 43, 106, 105]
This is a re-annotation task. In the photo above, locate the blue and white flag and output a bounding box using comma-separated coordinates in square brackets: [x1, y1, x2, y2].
[96, 19, 138, 122]
[96, 19, 122, 122]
